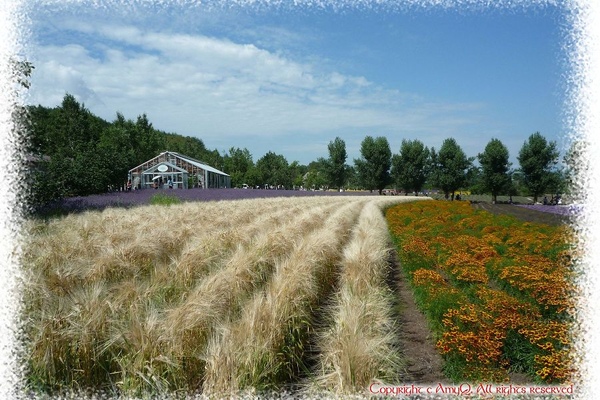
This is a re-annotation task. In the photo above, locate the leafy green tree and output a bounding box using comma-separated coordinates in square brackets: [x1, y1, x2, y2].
[354, 136, 391, 194]
[29, 94, 110, 200]
[510, 170, 528, 196]
[324, 137, 348, 189]
[563, 139, 588, 196]
[10, 58, 35, 89]
[477, 138, 512, 203]
[255, 151, 291, 188]
[223, 147, 254, 187]
[305, 158, 328, 190]
[465, 164, 484, 194]
[134, 113, 163, 163]
[244, 166, 262, 188]
[391, 139, 430, 195]
[546, 170, 568, 200]
[304, 170, 327, 190]
[58, 94, 104, 154]
[431, 138, 471, 200]
[97, 124, 134, 190]
[288, 161, 307, 189]
[517, 132, 560, 203]
[26, 105, 58, 156]
[163, 133, 209, 162]
[345, 165, 360, 190]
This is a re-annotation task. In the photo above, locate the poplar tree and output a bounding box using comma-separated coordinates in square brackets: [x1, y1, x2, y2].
[431, 138, 470, 200]
[354, 136, 391, 194]
[391, 139, 430, 195]
[325, 137, 348, 190]
[478, 138, 511, 203]
[517, 132, 559, 203]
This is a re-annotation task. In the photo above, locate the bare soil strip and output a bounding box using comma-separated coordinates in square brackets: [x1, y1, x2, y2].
[391, 250, 449, 384]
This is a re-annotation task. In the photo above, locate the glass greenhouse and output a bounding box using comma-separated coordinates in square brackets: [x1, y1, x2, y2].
[128, 151, 231, 190]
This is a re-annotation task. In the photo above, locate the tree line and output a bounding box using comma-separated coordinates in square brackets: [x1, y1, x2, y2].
[24, 93, 573, 208]
[25, 94, 223, 206]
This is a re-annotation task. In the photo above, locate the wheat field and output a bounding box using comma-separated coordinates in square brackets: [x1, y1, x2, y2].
[21, 195, 430, 397]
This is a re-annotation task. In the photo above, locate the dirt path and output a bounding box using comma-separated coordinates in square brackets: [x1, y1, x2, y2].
[389, 250, 449, 384]
[395, 275, 449, 384]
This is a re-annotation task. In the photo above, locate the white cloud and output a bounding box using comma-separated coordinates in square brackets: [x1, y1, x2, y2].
[27, 21, 482, 162]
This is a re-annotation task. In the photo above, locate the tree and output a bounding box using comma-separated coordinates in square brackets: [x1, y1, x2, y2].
[97, 124, 134, 191]
[255, 151, 291, 188]
[324, 137, 348, 189]
[517, 132, 559, 203]
[563, 139, 588, 197]
[354, 136, 392, 194]
[31, 94, 110, 199]
[465, 164, 484, 194]
[203, 149, 226, 173]
[431, 138, 471, 200]
[391, 139, 430, 195]
[304, 170, 327, 191]
[244, 166, 262, 188]
[288, 161, 307, 189]
[223, 147, 254, 187]
[10, 58, 34, 89]
[510, 169, 527, 196]
[134, 113, 163, 163]
[477, 138, 512, 203]
[345, 165, 359, 190]
[305, 158, 329, 190]
[163, 133, 209, 163]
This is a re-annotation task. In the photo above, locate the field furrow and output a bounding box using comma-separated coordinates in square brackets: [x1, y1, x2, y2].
[159, 200, 347, 373]
[201, 199, 369, 395]
[26, 198, 288, 285]
[306, 200, 410, 394]
[163, 197, 345, 290]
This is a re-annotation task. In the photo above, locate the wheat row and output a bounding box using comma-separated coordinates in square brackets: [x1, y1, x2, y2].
[21, 195, 428, 397]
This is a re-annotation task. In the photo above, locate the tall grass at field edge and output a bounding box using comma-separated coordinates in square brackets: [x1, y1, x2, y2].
[201, 199, 369, 395]
[306, 201, 410, 394]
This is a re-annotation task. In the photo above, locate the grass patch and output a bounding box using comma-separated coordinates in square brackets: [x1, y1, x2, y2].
[150, 192, 182, 205]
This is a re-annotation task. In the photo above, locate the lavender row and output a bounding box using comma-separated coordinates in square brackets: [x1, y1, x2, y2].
[515, 204, 584, 216]
[35, 188, 378, 216]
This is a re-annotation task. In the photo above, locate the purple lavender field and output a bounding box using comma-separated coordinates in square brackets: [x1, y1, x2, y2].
[41, 188, 380, 215]
[516, 203, 584, 217]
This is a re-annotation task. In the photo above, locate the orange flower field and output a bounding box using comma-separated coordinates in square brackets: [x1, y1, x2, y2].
[386, 200, 576, 384]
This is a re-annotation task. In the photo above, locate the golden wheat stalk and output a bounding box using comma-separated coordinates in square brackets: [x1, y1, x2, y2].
[307, 200, 407, 395]
[162, 197, 340, 290]
[22, 196, 350, 394]
[201, 198, 368, 395]
[21, 195, 424, 396]
[161, 200, 345, 357]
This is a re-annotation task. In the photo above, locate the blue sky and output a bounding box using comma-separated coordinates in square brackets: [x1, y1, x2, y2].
[23, 1, 569, 167]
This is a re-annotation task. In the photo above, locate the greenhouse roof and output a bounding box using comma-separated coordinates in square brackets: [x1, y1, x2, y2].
[170, 152, 230, 176]
[129, 151, 230, 177]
